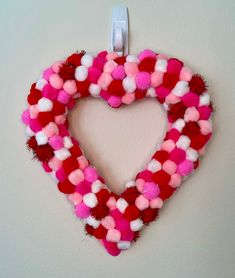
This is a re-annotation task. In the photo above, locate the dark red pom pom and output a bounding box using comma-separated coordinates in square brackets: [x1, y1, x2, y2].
[27, 87, 42, 105]
[121, 187, 140, 204]
[182, 121, 200, 137]
[152, 170, 170, 187]
[114, 56, 126, 65]
[138, 57, 156, 72]
[163, 73, 179, 89]
[58, 62, 76, 81]
[67, 52, 83, 66]
[93, 225, 107, 239]
[124, 205, 140, 221]
[159, 185, 175, 200]
[108, 80, 125, 96]
[37, 112, 54, 127]
[189, 74, 207, 95]
[132, 231, 141, 242]
[52, 101, 66, 116]
[34, 144, 54, 162]
[57, 180, 75, 194]
[153, 150, 169, 163]
[96, 189, 110, 204]
[135, 89, 147, 100]
[26, 136, 38, 151]
[63, 157, 79, 175]
[85, 224, 94, 236]
[168, 102, 187, 122]
[141, 208, 159, 224]
[91, 204, 109, 220]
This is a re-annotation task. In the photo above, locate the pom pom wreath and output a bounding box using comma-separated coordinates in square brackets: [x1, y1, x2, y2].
[22, 50, 213, 256]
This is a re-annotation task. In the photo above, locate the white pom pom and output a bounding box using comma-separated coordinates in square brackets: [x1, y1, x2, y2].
[54, 148, 71, 160]
[176, 135, 191, 150]
[50, 171, 58, 182]
[86, 216, 100, 228]
[172, 81, 189, 97]
[38, 97, 53, 112]
[83, 193, 98, 208]
[126, 55, 139, 63]
[172, 119, 185, 132]
[35, 131, 48, 145]
[89, 83, 101, 97]
[199, 93, 210, 106]
[36, 78, 47, 90]
[117, 241, 131, 250]
[91, 180, 104, 193]
[116, 198, 128, 213]
[26, 126, 35, 137]
[146, 87, 156, 97]
[75, 66, 88, 81]
[125, 180, 135, 188]
[147, 159, 161, 172]
[155, 59, 167, 72]
[186, 148, 199, 162]
[63, 136, 73, 149]
[81, 54, 93, 67]
[122, 77, 136, 93]
[130, 219, 143, 231]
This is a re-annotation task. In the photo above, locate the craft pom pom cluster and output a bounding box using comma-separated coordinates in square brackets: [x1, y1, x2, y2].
[22, 49, 213, 256]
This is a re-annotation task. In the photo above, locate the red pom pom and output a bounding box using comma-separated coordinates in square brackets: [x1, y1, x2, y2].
[52, 101, 66, 116]
[194, 159, 199, 169]
[69, 145, 82, 157]
[153, 150, 169, 163]
[27, 87, 42, 105]
[96, 189, 110, 204]
[34, 144, 54, 162]
[182, 121, 200, 137]
[67, 52, 83, 66]
[124, 205, 140, 221]
[121, 187, 140, 204]
[63, 157, 79, 175]
[85, 224, 94, 236]
[108, 80, 125, 97]
[163, 73, 179, 89]
[168, 102, 187, 122]
[93, 225, 107, 239]
[190, 134, 207, 150]
[141, 208, 159, 224]
[135, 89, 147, 100]
[159, 185, 175, 200]
[57, 180, 75, 194]
[138, 57, 156, 72]
[91, 204, 109, 220]
[152, 170, 170, 187]
[38, 112, 54, 127]
[58, 62, 76, 81]
[114, 56, 126, 65]
[26, 136, 38, 151]
[189, 74, 207, 95]
[76, 79, 90, 97]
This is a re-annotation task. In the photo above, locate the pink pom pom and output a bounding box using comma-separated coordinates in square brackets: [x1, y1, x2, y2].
[21, 109, 30, 125]
[88, 67, 102, 83]
[112, 65, 126, 80]
[48, 135, 63, 150]
[75, 202, 90, 218]
[108, 96, 122, 108]
[138, 49, 156, 61]
[136, 72, 151, 90]
[177, 160, 194, 176]
[84, 166, 98, 183]
[142, 182, 160, 200]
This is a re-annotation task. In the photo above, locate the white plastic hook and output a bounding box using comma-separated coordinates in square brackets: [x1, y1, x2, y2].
[110, 5, 129, 56]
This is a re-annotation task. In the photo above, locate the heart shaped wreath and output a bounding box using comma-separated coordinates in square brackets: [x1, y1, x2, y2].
[22, 49, 213, 256]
